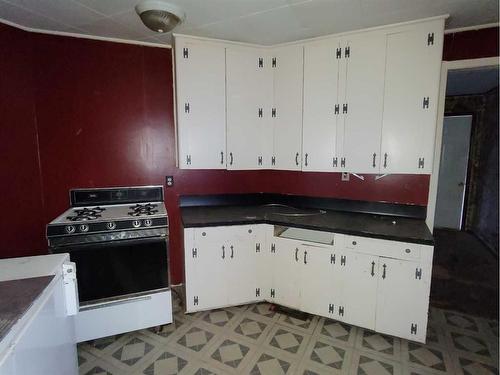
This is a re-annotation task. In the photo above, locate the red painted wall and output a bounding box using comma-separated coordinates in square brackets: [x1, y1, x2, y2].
[443, 27, 499, 61]
[0, 24, 46, 257]
[0, 23, 497, 284]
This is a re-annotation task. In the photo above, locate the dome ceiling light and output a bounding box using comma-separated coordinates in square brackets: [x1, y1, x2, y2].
[135, 0, 185, 33]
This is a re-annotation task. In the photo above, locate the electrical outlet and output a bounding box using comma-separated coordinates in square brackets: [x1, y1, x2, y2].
[341, 172, 350, 181]
[166, 176, 174, 187]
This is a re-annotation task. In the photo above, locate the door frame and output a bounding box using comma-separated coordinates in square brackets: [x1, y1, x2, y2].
[426, 56, 499, 231]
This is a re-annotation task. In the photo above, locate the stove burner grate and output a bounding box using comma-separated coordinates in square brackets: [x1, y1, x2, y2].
[128, 203, 158, 216]
[66, 207, 105, 221]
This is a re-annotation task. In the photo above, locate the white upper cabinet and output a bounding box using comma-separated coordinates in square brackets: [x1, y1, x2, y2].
[226, 47, 273, 170]
[380, 19, 444, 174]
[271, 45, 304, 170]
[175, 16, 445, 174]
[302, 38, 341, 172]
[175, 37, 226, 169]
[340, 31, 387, 173]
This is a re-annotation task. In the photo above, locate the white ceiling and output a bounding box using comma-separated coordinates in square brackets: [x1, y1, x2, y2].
[446, 67, 499, 96]
[0, 0, 498, 46]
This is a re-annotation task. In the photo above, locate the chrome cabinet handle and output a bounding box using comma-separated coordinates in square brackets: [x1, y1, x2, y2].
[383, 153, 387, 168]
[295, 152, 299, 166]
[220, 151, 224, 164]
[222, 246, 225, 259]
[230, 152, 233, 165]
[372, 153, 376, 168]
[230, 245, 234, 259]
[295, 248, 299, 262]
[304, 251, 307, 264]
[371, 261, 375, 276]
[382, 263, 387, 279]
[305, 153, 308, 166]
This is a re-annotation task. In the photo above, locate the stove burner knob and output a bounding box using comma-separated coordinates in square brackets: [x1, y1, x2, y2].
[132, 220, 141, 228]
[144, 219, 153, 227]
[107, 222, 116, 230]
[79, 224, 89, 232]
[65, 225, 75, 234]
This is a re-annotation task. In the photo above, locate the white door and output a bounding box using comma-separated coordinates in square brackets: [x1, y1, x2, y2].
[270, 238, 301, 309]
[434, 115, 472, 229]
[187, 227, 228, 312]
[226, 225, 259, 306]
[175, 38, 226, 169]
[380, 20, 444, 174]
[340, 31, 386, 173]
[303, 38, 342, 172]
[376, 257, 431, 342]
[226, 47, 273, 170]
[299, 244, 336, 317]
[272, 45, 304, 170]
[337, 251, 378, 330]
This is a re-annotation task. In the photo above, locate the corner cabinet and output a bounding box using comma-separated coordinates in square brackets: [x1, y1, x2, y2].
[174, 37, 226, 169]
[174, 16, 445, 174]
[184, 224, 434, 343]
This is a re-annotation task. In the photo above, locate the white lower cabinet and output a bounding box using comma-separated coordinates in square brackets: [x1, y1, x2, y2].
[298, 243, 337, 318]
[184, 225, 264, 312]
[184, 225, 433, 342]
[269, 238, 302, 309]
[335, 251, 379, 330]
[375, 257, 431, 342]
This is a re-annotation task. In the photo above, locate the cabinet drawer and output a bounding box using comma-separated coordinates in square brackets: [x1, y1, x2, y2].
[194, 225, 258, 243]
[344, 235, 421, 260]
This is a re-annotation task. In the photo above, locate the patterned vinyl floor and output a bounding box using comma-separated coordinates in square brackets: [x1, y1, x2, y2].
[78, 292, 499, 375]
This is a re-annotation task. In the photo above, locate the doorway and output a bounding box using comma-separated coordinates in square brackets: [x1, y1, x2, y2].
[428, 61, 499, 318]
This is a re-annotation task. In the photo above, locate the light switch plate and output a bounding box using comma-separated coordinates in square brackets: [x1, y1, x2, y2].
[166, 176, 174, 187]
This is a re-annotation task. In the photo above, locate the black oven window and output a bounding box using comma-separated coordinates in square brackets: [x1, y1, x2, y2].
[66, 238, 168, 304]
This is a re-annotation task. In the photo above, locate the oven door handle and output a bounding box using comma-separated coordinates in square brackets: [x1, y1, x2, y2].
[50, 236, 167, 252]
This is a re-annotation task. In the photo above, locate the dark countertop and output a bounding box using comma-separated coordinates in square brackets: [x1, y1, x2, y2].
[181, 205, 434, 245]
[0, 275, 54, 342]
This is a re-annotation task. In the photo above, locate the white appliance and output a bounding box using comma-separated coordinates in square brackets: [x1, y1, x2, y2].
[0, 254, 79, 375]
[46, 186, 173, 343]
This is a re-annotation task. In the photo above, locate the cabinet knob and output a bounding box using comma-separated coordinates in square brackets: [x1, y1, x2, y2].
[405, 248, 411, 253]
[202, 232, 206, 236]
[248, 229, 252, 234]
[352, 241, 357, 246]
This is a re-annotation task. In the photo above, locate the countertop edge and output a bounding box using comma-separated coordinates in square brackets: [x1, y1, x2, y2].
[181, 217, 435, 246]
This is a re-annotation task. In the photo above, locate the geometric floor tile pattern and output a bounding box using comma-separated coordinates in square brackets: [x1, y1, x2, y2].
[78, 291, 499, 375]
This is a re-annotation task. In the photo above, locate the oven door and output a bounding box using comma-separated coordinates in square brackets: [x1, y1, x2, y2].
[52, 237, 169, 305]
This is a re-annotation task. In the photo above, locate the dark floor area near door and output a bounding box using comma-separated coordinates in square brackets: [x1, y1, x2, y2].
[431, 228, 499, 319]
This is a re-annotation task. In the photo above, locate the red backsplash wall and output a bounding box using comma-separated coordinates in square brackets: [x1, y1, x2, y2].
[0, 23, 498, 284]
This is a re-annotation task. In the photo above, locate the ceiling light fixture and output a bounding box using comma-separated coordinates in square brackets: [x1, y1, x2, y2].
[135, 0, 185, 33]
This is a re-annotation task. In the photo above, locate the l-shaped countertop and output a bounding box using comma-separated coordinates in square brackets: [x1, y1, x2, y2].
[180, 195, 434, 245]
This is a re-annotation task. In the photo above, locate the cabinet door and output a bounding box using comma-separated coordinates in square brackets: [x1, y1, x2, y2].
[380, 20, 444, 174]
[226, 47, 273, 170]
[376, 258, 431, 342]
[186, 227, 228, 312]
[340, 31, 386, 173]
[336, 251, 378, 330]
[270, 238, 301, 309]
[272, 45, 304, 170]
[303, 38, 342, 172]
[226, 225, 259, 306]
[256, 225, 272, 301]
[175, 38, 226, 169]
[299, 244, 336, 318]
